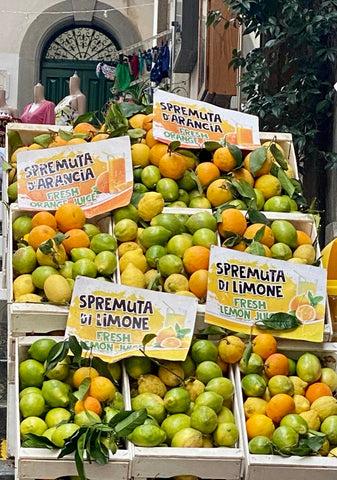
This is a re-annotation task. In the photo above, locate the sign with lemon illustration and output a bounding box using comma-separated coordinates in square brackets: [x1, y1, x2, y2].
[205, 246, 327, 342]
[16, 136, 133, 218]
[153, 90, 261, 149]
[66, 276, 198, 362]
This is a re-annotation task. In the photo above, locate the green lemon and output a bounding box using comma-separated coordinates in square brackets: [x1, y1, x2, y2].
[280, 413, 308, 434]
[177, 170, 198, 191]
[253, 188, 265, 210]
[320, 415, 337, 444]
[186, 211, 217, 233]
[13, 215, 33, 242]
[83, 223, 101, 239]
[125, 356, 152, 379]
[20, 416, 47, 439]
[150, 213, 184, 235]
[192, 228, 218, 248]
[141, 165, 162, 189]
[239, 352, 264, 375]
[131, 392, 166, 423]
[8, 181, 18, 203]
[194, 391, 223, 414]
[167, 234, 193, 257]
[156, 177, 179, 201]
[270, 242, 293, 260]
[205, 377, 234, 400]
[45, 356, 71, 381]
[128, 424, 166, 447]
[241, 374, 267, 397]
[195, 361, 223, 384]
[90, 233, 117, 253]
[217, 406, 235, 424]
[31, 266, 58, 290]
[190, 405, 218, 434]
[268, 375, 294, 396]
[41, 379, 70, 408]
[189, 197, 212, 209]
[226, 199, 247, 210]
[19, 359, 45, 389]
[248, 435, 273, 454]
[51, 423, 80, 448]
[113, 204, 140, 223]
[161, 413, 191, 444]
[157, 254, 183, 277]
[191, 339, 218, 364]
[145, 244, 167, 268]
[288, 358, 297, 376]
[114, 219, 138, 242]
[72, 258, 98, 279]
[263, 195, 291, 212]
[45, 407, 72, 428]
[181, 355, 196, 377]
[94, 251, 117, 276]
[177, 189, 190, 205]
[44, 274, 73, 303]
[272, 425, 299, 452]
[163, 387, 191, 414]
[28, 338, 57, 362]
[270, 219, 298, 249]
[70, 247, 96, 262]
[296, 352, 322, 384]
[19, 386, 42, 400]
[59, 261, 74, 279]
[171, 427, 203, 447]
[74, 410, 101, 426]
[213, 422, 239, 447]
[13, 246, 37, 274]
[42, 427, 57, 442]
[139, 226, 172, 248]
[19, 392, 46, 418]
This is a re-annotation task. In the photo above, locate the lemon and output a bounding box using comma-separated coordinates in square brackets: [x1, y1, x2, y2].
[184, 378, 205, 401]
[131, 142, 150, 168]
[218, 405, 235, 423]
[299, 410, 321, 430]
[254, 174, 282, 199]
[213, 422, 239, 447]
[131, 392, 166, 423]
[138, 374, 167, 398]
[191, 405, 218, 434]
[120, 263, 146, 288]
[12, 215, 33, 242]
[44, 274, 72, 304]
[28, 338, 57, 362]
[163, 387, 191, 414]
[16, 293, 43, 303]
[125, 356, 152, 379]
[243, 397, 268, 418]
[19, 391, 46, 418]
[293, 394, 310, 414]
[119, 249, 148, 273]
[128, 424, 166, 447]
[311, 396, 337, 421]
[171, 427, 203, 447]
[117, 241, 142, 257]
[292, 244, 316, 264]
[51, 423, 80, 448]
[36, 241, 66, 268]
[13, 246, 37, 274]
[114, 219, 138, 242]
[45, 407, 71, 428]
[289, 376, 308, 395]
[129, 113, 146, 129]
[137, 191, 165, 221]
[262, 141, 285, 163]
[164, 273, 189, 293]
[20, 417, 47, 439]
[158, 361, 184, 387]
[13, 274, 35, 300]
[161, 414, 191, 444]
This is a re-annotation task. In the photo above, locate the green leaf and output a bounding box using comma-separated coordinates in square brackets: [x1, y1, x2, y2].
[204, 141, 222, 151]
[247, 241, 266, 256]
[21, 433, 55, 449]
[120, 102, 144, 118]
[45, 340, 68, 372]
[222, 234, 243, 248]
[127, 128, 146, 139]
[308, 291, 323, 307]
[227, 144, 243, 167]
[247, 209, 269, 225]
[270, 143, 288, 169]
[94, 432, 109, 465]
[198, 326, 229, 336]
[277, 168, 295, 197]
[2, 161, 12, 172]
[231, 178, 255, 199]
[241, 340, 252, 369]
[33, 133, 53, 148]
[168, 141, 181, 153]
[7, 130, 23, 149]
[253, 225, 266, 243]
[255, 312, 301, 330]
[53, 232, 69, 245]
[175, 149, 198, 160]
[78, 377, 91, 400]
[38, 238, 54, 255]
[142, 333, 157, 347]
[75, 433, 86, 480]
[247, 147, 267, 176]
[114, 408, 148, 437]
[68, 335, 84, 361]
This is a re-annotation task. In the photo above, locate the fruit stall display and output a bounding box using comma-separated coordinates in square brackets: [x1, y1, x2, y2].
[4, 111, 336, 479]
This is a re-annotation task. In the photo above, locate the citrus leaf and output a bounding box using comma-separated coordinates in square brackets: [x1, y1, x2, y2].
[240, 341, 253, 370]
[231, 178, 255, 199]
[45, 340, 68, 372]
[78, 377, 91, 400]
[198, 325, 229, 336]
[33, 133, 53, 148]
[68, 335, 84, 362]
[247, 208, 269, 225]
[142, 333, 157, 347]
[247, 240, 265, 256]
[94, 432, 109, 465]
[38, 238, 54, 255]
[2, 160, 12, 171]
[168, 141, 181, 153]
[74, 111, 99, 127]
[222, 234, 243, 247]
[127, 128, 146, 139]
[204, 141, 222, 151]
[58, 130, 76, 141]
[248, 147, 267, 176]
[227, 143, 243, 167]
[120, 102, 144, 118]
[21, 433, 55, 449]
[175, 148, 198, 160]
[7, 130, 23, 149]
[270, 143, 288, 169]
[253, 226, 266, 243]
[255, 312, 301, 330]
[74, 434, 86, 480]
[114, 408, 148, 437]
[278, 168, 295, 197]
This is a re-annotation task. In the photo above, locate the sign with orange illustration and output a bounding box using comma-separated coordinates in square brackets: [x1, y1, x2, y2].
[205, 246, 327, 342]
[16, 137, 133, 218]
[152, 90, 261, 149]
[66, 276, 198, 362]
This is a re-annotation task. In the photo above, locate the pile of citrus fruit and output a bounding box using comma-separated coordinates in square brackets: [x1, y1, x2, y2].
[113, 207, 219, 302]
[12, 203, 118, 303]
[240, 333, 337, 456]
[125, 336, 241, 448]
[218, 208, 317, 264]
[19, 337, 123, 448]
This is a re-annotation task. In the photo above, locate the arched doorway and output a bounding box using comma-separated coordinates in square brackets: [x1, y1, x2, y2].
[41, 27, 119, 115]
[18, 1, 142, 113]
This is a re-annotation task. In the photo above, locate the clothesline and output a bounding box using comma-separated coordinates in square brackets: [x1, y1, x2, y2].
[115, 29, 171, 57]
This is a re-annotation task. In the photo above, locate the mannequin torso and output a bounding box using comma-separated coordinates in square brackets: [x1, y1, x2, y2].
[0, 89, 20, 147]
[55, 73, 86, 126]
[0, 90, 20, 118]
[21, 83, 56, 125]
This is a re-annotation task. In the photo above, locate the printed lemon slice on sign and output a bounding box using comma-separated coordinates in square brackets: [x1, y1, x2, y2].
[295, 304, 316, 322]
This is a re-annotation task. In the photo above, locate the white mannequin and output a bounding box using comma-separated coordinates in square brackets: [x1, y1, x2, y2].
[55, 72, 86, 125]
[0, 89, 19, 118]
[21, 83, 55, 124]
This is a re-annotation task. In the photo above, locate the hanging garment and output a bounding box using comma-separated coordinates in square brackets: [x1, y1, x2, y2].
[160, 43, 170, 78]
[114, 62, 132, 91]
[21, 101, 56, 125]
[138, 51, 144, 75]
[96, 62, 116, 81]
[54, 96, 79, 126]
[0, 111, 12, 148]
[144, 50, 153, 72]
[130, 54, 140, 79]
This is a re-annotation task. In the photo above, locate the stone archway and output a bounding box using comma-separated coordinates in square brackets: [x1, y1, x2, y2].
[18, 0, 142, 112]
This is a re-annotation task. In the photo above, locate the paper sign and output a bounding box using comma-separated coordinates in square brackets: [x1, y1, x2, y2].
[205, 246, 327, 342]
[153, 90, 260, 149]
[16, 137, 133, 218]
[66, 276, 198, 362]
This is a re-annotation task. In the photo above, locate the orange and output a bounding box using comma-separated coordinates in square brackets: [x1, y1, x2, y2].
[145, 128, 159, 148]
[289, 294, 310, 311]
[149, 143, 168, 166]
[243, 151, 272, 177]
[295, 304, 316, 322]
[222, 239, 246, 251]
[159, 152, 187, 180]
[66, 138, 87, 144]
[195, 162, 221, 187]
[72, 366, 99, 389]
[265, 393, 295, 423]
[48, 135, 68, 148]
[230, 167, 254, 186]
[206, 178, 233, 207]
[243, 223, 275, 248]
[89, 376, 115, 402]
[142, 113, 154, 131]
[73, 122, 95, 137]
[246, 414, 275, 439]
[27, 225, 56, 250]
[188, 269, 208, 300]
[296, 230, 312, 246]
[212, 146, 237, 172]
[62, 228, 90, 254]
[218, 208, 247, 238]
[55, 203, 86, 233]
[31, 211, 57, 229]
[264, 353, 290, 378]
[74, 395, 102, 416]
[305, 382, 333, 404]
[91, 133, 109, 142]
[183, 246, 210, 274]
[252, 333, 277, 360]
